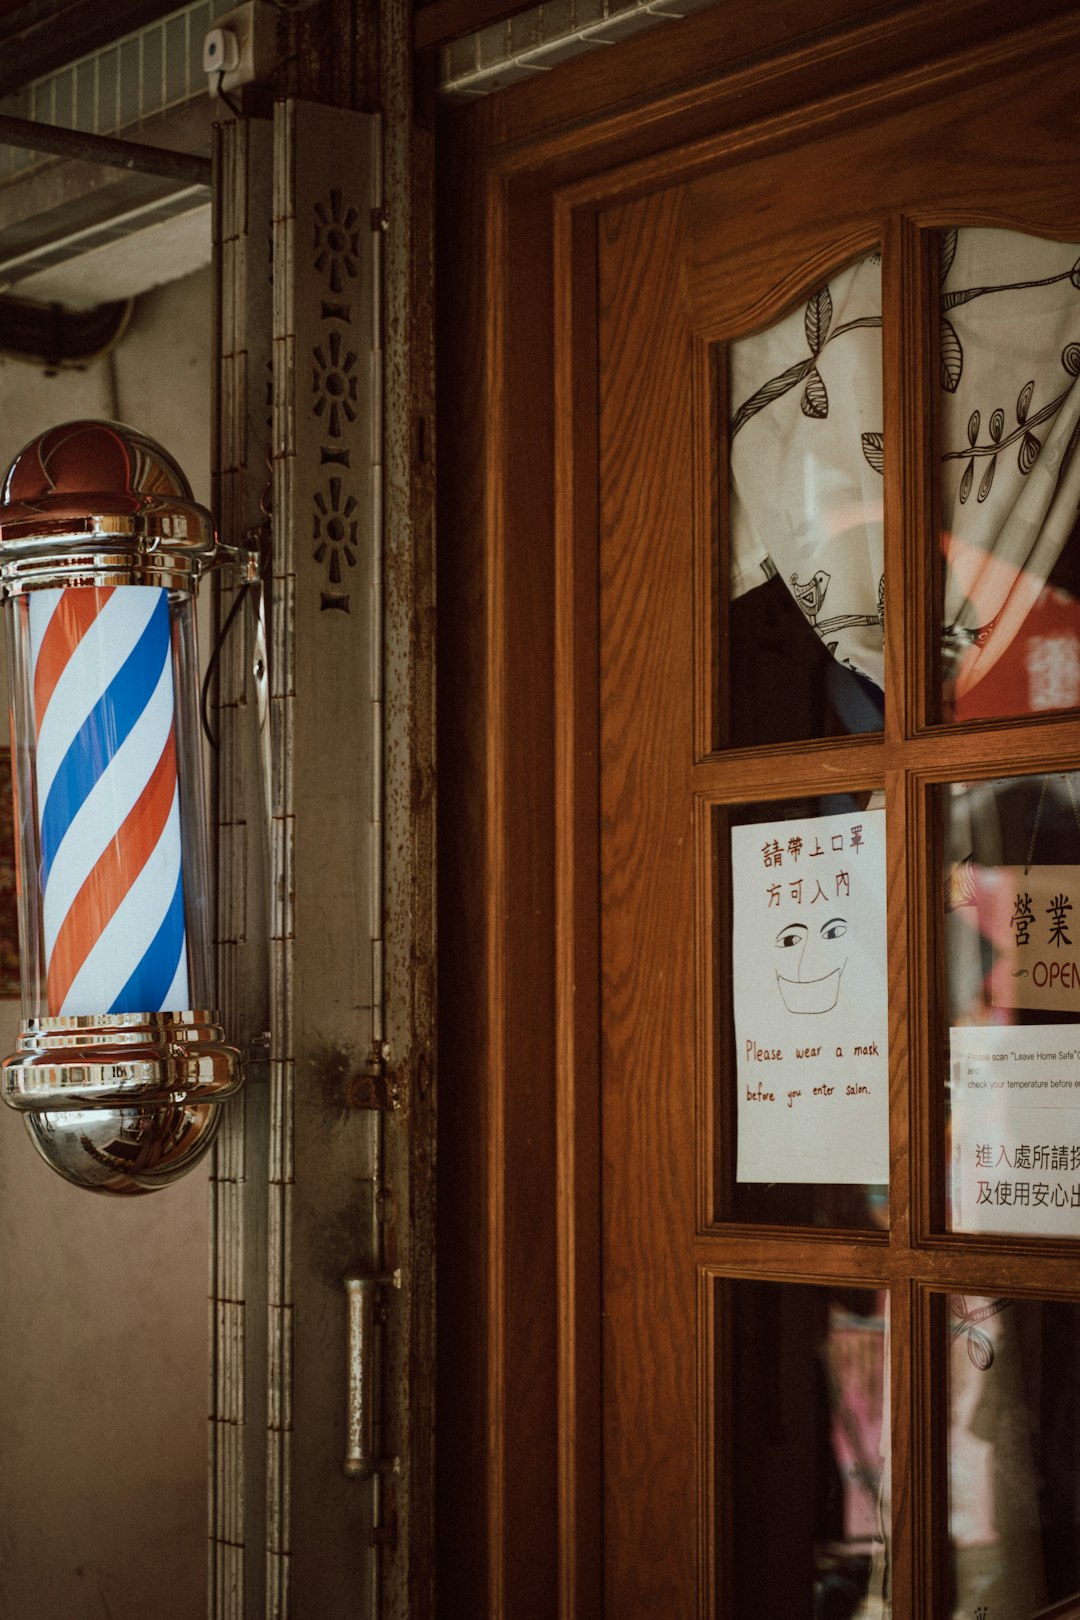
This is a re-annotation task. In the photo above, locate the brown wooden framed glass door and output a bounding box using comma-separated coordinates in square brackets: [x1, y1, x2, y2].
[592, 34, 1080, 1619]
[436, 6, 1080, 1616]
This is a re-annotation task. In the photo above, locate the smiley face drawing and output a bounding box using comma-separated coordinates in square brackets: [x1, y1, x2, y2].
[774, 916, 848, 1013]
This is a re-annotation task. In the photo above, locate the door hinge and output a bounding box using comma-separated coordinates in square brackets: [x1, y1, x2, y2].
[347, 1043, 403, 1112]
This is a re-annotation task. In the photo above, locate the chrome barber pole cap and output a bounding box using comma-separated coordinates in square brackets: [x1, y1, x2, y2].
[0, 420, 241, 1194]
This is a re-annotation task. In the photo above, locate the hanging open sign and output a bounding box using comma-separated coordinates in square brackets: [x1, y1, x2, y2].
[975, 864, 1080, 1012]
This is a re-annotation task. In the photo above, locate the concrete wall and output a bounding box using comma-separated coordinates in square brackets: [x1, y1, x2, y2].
[0, 267, 212, 1620]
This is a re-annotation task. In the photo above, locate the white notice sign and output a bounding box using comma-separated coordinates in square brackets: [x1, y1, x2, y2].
[950, 1023, 1080, 1235]
[731, 808, 888, 1185]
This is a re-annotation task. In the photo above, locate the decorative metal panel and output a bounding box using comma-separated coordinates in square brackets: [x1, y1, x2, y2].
[211, 46, 433, 1611]
[268, 98, 384, 1617]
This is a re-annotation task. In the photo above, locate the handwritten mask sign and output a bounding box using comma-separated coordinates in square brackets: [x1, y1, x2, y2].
[970, 865, 1080, 1013]
[731, 808, 888, 1184]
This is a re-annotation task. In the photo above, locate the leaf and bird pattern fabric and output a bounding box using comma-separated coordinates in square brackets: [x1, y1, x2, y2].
[729, 228, 1080, 707]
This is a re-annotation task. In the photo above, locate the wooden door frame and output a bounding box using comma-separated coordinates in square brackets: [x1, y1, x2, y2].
[434, 3, 1080, 1613]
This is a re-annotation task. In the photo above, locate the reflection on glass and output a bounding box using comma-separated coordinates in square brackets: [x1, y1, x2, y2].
[940, 228, 1080, 723]
[726, 253, 884, 746]
[948, 1294, 1080, 1619]
[944, 774, 1080, 1235]
[718, 793, 889, 1229]
[727, 1279, 889, 1618]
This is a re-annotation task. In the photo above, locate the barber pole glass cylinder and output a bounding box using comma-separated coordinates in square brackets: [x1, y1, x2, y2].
[0, 421, 241, 1194]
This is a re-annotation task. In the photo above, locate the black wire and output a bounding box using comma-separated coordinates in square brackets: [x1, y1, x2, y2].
[213, 68, 243, 118]
[200, 581, 251, 752]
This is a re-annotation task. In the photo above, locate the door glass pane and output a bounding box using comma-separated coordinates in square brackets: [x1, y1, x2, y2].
[944, 772, 1080, 1234]
[723, 1277, 890, 1617]
[724, 252, 884, 747]
[716, 793, 889, 1228]
[948, 1293, 1080, 1617]
[940, 228, 1080, 723]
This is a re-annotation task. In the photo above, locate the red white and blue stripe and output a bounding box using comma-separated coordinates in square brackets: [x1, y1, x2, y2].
[30, 585, 189, 1017]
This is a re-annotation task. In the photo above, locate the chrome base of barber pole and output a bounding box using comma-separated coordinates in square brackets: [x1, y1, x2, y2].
[2, 1010, 241, 1194]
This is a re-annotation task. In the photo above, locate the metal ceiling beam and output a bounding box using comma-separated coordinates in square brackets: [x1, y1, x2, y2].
[0, 0, 183, 97]
[413, 0, 537, 50]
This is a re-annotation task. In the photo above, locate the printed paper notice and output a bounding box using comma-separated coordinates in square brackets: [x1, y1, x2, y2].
[951, 1023, 1080, 1235]
[731, 808, 888, 1185]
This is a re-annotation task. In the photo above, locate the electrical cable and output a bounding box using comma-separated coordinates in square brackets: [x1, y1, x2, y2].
[0, 294, 134, 371]
[213, 67, 243, 118]
[200, 580, 251, 751]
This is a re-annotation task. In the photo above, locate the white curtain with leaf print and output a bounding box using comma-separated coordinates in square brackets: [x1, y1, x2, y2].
[729, 228, 1080, 702]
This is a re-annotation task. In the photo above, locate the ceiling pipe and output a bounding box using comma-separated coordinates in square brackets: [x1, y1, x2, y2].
[0, 113, 211, 186]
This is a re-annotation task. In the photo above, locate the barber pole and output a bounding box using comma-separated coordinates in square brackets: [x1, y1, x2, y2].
[31, 584, 189, 1017]
[0, 421, 247, 1193]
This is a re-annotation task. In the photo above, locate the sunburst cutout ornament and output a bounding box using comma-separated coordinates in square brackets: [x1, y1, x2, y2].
[314, 190, 361, 295]
[313, 329, 359, 439]
[313, 476, 359, 585]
